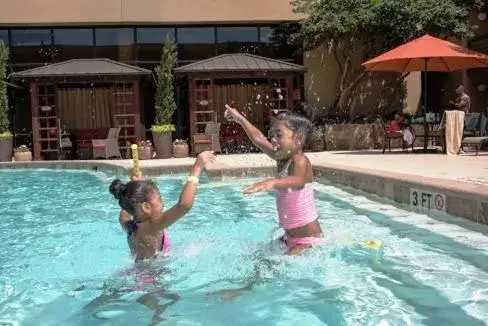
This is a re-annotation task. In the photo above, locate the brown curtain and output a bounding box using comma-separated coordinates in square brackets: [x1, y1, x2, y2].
[57, 87, 114, 130]
[213, 83, 268, 131]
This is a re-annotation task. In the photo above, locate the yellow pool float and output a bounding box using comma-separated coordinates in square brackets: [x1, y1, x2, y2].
[360, 240, 383, 250]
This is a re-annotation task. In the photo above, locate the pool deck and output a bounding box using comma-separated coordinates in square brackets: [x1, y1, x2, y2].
[2, 150, 488, 223]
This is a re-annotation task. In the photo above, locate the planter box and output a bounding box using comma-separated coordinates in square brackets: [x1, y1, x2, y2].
[152, 132, 172, 159]
[14, 151, 32, 162]
[0, 137, 13, 162]
[172, 142, 189, 158]
[138, 147, 153, 160]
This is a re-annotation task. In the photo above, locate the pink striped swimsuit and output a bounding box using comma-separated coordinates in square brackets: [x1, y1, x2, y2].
[275, 159, 325, 248]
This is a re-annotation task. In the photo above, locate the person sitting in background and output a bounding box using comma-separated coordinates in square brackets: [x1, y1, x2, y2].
[449, 84, 471, 114]
[388, 111, 407, 132]
[388, 110, 415, 147]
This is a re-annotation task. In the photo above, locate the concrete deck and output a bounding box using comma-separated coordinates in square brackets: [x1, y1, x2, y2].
[3, 151, 488, 187]
[96, 150, 488, 185]
[2, 150, 487, 223]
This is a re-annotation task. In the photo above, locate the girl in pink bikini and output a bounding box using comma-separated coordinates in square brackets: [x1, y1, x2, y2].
[225, 105, 324, 255]
[109, 151, 215, 262]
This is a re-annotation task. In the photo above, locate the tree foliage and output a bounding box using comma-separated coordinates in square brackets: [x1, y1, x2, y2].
[0, 41, 10, 136]
[153, 34, 177, 130]
[291, 0, 483, 114]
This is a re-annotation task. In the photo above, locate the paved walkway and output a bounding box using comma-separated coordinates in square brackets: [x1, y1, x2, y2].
[107, 150, 488, 186]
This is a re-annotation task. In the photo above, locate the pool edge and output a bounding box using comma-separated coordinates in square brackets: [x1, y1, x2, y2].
[313, 164, 488, 224]
[1, 160, 487, 224]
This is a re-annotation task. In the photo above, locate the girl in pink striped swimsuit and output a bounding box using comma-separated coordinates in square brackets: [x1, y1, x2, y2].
[225, 105, 324, 255]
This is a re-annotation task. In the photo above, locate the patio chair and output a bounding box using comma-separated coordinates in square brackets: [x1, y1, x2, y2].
[460, 113, 488, 155]
[192, 122, 222, 155]
[463, 112, 481, 137]
[426, 111, 446, 152]
[378, 116, 415, 153]
[92, 127, 122, 159]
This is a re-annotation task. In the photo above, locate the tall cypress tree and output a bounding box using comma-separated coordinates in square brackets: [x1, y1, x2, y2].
[152, 34, 177, 133]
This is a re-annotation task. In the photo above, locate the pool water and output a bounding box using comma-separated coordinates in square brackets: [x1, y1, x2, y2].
[1, 169, 488, 326]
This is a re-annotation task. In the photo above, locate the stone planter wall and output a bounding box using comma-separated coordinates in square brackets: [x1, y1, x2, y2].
[324, 123, 426, 151]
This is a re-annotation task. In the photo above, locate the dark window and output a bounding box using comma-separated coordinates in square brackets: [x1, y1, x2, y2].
[136, 28, 175, 63]
[175, 77, 189, 139]
[136, 62, 158, 132]
[11, 29, 52, 64]
[177, 27, 215, 61]
[53, 29, 94, 61]
[259, 25, 301, 62]
[11, 86, 32, 142]
[0, 30, 9, 46]
[217, 27, 259, 54]
[95, 28, 134, 62]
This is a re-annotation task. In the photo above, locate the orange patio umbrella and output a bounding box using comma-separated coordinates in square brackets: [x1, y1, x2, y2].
[362, 34, 488, 72]
[362, 34, 488, 150]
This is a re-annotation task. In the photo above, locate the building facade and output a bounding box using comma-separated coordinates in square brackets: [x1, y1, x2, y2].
[0, 0, 304, 146]
[1, 0, 487, 150]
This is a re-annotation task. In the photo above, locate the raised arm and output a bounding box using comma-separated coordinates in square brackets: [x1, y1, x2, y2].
[152, 151, 215, 229]
[243, 155, 310, 194]
[224, 105, 277, 159]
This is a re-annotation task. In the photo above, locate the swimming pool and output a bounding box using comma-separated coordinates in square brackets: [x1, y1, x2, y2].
[1, 169, 488, 326]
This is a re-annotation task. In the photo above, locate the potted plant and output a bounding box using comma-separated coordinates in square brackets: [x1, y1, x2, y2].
[137, 139, 153, 160]
[309, 126, 325, 152]
[0, 41, 12, 162]
[172, 139, 189, 158]
[151, 34, 177, 159]
[14, 145, 32, 161]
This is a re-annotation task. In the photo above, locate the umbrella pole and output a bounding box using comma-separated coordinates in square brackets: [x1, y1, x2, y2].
[423, 58, 428, 152]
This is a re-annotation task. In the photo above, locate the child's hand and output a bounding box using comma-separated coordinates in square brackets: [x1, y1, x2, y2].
[224, 104, 241, 122]
[243, 179, 275, 195]
[131, 171, 143, 181]
[195, 151, 216, 168]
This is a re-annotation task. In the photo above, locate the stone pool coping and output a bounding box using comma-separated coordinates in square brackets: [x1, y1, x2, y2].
[1, 158, 487, 224]
[312, 163, 488, 224]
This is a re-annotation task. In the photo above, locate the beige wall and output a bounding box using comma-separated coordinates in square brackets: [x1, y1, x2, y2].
[303, 46, 422, 117]
[302, 4, 488, 117]
[0, 0, 302, 25]
[303, 45, 339, 111]
[403, 72, 421, 115]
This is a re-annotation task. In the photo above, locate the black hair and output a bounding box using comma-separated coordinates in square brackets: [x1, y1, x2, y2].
[292, 102, 309, 117]
[274, 111, 313, 146]
[109, 179, 159, 217]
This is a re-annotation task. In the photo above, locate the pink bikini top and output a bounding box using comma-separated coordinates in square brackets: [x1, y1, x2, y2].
[275, 160, 318, 230]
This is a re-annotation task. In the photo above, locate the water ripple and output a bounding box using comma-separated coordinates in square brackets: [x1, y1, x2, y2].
[1, 170, 487, 325]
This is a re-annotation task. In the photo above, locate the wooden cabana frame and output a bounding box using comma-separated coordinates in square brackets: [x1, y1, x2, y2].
[174, 53, 307, 154]
[10, 59, 151, 160]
